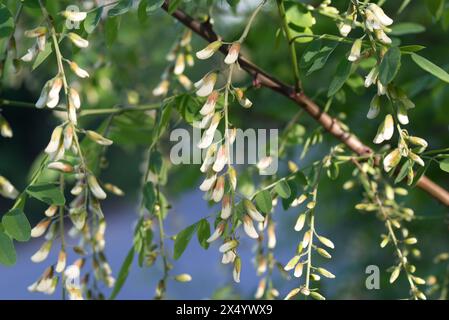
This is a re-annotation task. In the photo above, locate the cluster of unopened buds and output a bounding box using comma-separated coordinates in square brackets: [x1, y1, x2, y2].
[193, 39, 260, 283]
[153, 30, 195, 97]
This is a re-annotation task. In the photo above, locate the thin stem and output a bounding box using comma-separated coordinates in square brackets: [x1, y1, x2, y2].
[238, 0, 267, 43]
[276, 0, 301, 91]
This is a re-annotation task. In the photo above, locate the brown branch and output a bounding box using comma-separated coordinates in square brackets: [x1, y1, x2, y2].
[161, 2, 449, 207]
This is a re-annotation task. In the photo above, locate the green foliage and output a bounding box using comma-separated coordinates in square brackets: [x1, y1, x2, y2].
[379, 47, 402, 85]
[26, 183, 65, 206]
[411, 53, 449, 83]
[2, 208, 31, 242]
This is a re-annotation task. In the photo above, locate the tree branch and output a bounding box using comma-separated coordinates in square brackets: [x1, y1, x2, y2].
[161, 1, 449, 207]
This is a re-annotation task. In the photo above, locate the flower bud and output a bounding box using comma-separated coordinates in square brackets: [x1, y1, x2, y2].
[212, 175, 225, 202]
[68, 33, 89, 48]
[70, 61, 89, 78]
[31, 219, 51, 238]
[196, 40, 222, 60]
[348, 38, 362, 62]
[224, 42, 240, 65]
[383, 148, 401, 172]
[174, 273, 192, 282]
[61, 10, 87, 22]
[87, 175, 107, 200]
[221, 195, 232, 219]
[86, 130, 113, 146]
[207, 221, 226, 243]
[45, 126, 63, 154]
[243, 215, 258, 239]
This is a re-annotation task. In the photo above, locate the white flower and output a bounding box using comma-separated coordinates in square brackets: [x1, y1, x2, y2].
[365, 67, 379, 88]
[377, 80, 387, 96]
[69, 88, 81, 109]
[294, 213, 306, 232]
[21, 46, 38, 62]
[212, 176, 225, 202]
[367, 4, 393, 27]
[284, 255, 300, 271]
[197, 113, 220, 149]
[199, 172, 217, 192]
[338, 21, 352, 37]
[177, 74, 192, 90]
[222, 250, 236, 264]
[234, 88, 252, 108]
[367, 95, 380, 119]
[294, 263, 304, 278]
[224, 42, 240, 64]
[212, 144, 227, 172]
[45, 126, 63, 154]
[219, 240, 239, 253]
[244, 199, 265, 222]
[55, 250, 67, 273]
[207, 222, 225, 243]
[0, 176, 19, 199]
[409, 152, 425, 167]
[47, 77, 63, 109]
[152, 79, 169, 96]
[267, 223, 276, 249]
[397, 104, 409, 125]
[61, 10, 87, 22]
[200, 144, 217, 173]
[373, 114, 394, 144]
[195, 40, 222, 60]
[221, 195, 232, 219]
[348, 39, 362, 62]
[374, 29, 391, 44]
[37, 35, 46, 52]
[383, 148, 401, 172]
[87, 175, 107, 200]
[64, 125, 74, 150]
[70, 61, 90, 78]
[364, 8, 382, 32]
[200, 91, 219, 116]
[174, 54, 185, 75]
[195, 73, 217, 97]
[31, 219, 51, 238]
[243, 215, 258, 239]
[24, 27, 47, 38]
[45, 205, 58, 217]
[31, 241, 52, 263]
[68, 33, 89, 48]
[48, 161, 73, 173]
[86, 130, 113, 146]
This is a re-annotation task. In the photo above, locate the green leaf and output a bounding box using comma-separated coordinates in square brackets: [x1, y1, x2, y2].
[426, 0, 445, 20]
[108, 0, 133, 17]
[300, 39, 322, 69]
[255, 190, 272, 214]
[1, 208, 31, 242]
[0, 231, 16, 266]
[84, 7, 103, 34]
[143, 182, 156, 212]
[440, 159, 449, 173]
[400, 45, 425, 53]
[274, 180, 291, 199]
[197, 219, 210, 249]
[328, 57, 352, 97]
[379, 47, 401, 85]
[147, 0, 165, 14]
[137, 0, 149, 24]
[390, 23, 425, 36]
[105, 17, 119, 47]
[32, 42, 52, 70]
[109, 247, 135, 300]
[411, 53, 449, 83]
[26, 183, 65, 205]
[168, 0, 182, 14]
[0, 4, 13, 39]
[174, 223, 198, 260]
[286, 6, 316, 28]
[307, 42, 339, 75]
[395, 160, 411, 184]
